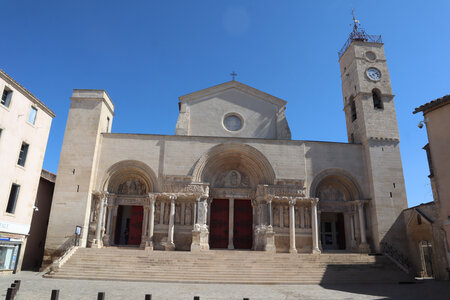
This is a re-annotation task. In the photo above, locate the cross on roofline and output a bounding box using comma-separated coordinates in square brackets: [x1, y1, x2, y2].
[230, 71, 237, 81]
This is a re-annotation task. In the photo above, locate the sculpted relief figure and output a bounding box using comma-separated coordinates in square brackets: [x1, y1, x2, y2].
[214, 170, 250, 188]
[155, 201, 161, 224]
[175, 203, 181, 225]
[117, 179, 147, 195]
[185, 203, 192, 225]
[283, 206, 289, 226]
[273, 205, 280, 227]
[163, 202, 170, 224]
[318, 184, 345, 202]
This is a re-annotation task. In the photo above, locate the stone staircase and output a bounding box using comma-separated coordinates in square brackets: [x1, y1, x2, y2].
[45, 247, 412, 284]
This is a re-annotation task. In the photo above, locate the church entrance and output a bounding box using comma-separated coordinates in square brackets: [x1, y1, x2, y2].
[320, 212, 346, 250]
[114, 205, 143, 246]
[209, 199, 253, 249]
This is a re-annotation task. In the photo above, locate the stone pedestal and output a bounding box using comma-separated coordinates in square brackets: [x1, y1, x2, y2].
[191, 196, 210, 251]
[264, 226, 276, 253]
[253, 226, 266, 251]
[358, 242, 370, 253]
[191, 224, 210, 252]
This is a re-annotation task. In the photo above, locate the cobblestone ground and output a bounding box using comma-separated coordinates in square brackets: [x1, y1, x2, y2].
[0, 272, 449, 300]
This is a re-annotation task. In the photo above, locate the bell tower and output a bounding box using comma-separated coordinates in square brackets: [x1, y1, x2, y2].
[338, 15, 408, 250]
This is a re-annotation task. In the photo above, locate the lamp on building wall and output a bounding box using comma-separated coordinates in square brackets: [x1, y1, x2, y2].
[418, 117, 429, 129]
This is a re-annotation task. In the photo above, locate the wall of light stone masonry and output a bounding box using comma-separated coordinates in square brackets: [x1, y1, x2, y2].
[339, 41, 408, 250]
[93, 134, 367, 197]
[44, 90, 113, 263]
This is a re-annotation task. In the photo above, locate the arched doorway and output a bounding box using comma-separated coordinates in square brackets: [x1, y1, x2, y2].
[103, 160, 158, 247]
[312, 172, 362, 252]
[192, 143, 275, 250]
[112, 178, 148, 246]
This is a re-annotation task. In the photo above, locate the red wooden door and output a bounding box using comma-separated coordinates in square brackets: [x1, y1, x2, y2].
[210, 199, 229, 248]
[233, 199, 253, 249]
[337, 213, 346, 250]
[128, 206, 143, 245]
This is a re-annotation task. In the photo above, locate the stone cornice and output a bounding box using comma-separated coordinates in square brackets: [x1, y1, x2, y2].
[0, 69, 56, 118]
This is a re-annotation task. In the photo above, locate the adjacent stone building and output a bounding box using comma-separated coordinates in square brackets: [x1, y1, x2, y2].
[0, 70, 55, 273]
[409, 94, 450, 279]
[22, 170, 56, 271]
[44, 25, 408, 264]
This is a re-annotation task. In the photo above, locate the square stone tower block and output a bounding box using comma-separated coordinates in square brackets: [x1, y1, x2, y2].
[339, 41, 408, 250]
[44, 90, 114, 259]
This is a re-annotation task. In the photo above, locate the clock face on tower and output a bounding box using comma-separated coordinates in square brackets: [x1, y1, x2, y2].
[366, 67, 381, 81]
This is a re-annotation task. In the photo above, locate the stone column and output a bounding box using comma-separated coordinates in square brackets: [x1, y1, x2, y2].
[300, 206, 305, 228]
[265, 197, 276, 253]
[289, 198, 297, 254]
[103, 204, 113, 246]
[311, 198, 321, 254]
[228, 198, 235, 250]
[165, 196, 176, 250]
[251, 199, 257, 250]
[140, 206, 149, 249]
[350, 212, 356, 249]
[317, 210, 322, 250]
[357, 201, 370, 252]
[191, 196, 210, 251]
[93, 193, 106, 248]
[206, 197, 212, 227]
[267, 198, 273, 227]
[146, 196, 155, 250]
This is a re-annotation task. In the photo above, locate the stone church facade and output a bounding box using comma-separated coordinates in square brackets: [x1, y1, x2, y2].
[44, 28, 408, 263]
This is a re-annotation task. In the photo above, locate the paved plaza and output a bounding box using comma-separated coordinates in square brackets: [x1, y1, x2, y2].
[0, 272, 448, 300]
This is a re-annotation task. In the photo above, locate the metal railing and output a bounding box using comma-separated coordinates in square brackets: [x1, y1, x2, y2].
[380, 241, 412, 273]
[338, 29, 383, 59]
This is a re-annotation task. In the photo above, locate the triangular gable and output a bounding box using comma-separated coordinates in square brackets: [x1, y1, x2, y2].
[406, 208, 433, 228]
[179, 80, 287, 108]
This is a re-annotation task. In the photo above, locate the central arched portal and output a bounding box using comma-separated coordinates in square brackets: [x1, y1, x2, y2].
[193, 143, 275, 250]
[210, 198, 253, 249]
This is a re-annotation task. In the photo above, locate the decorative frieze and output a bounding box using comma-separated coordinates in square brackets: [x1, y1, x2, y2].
[161, 176, 209, 197]
[256, 181, 306, 201]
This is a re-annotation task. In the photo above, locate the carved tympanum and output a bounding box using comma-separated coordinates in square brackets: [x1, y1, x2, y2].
[117, 179, 147, 195]
[214, 170, 250, 188]
[317, 184, 345, 202]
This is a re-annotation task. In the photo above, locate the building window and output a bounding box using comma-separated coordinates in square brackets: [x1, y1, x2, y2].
[423, 143, 434, 177]
[373, 89, 383, 109]
[350, 96, 357, 121]
[106, 117, 110, 133]
[28, 106, 37, 124]
[6, 184, 20, 214]
[17, 142, 29, 167]
[1, 87, 12, 108]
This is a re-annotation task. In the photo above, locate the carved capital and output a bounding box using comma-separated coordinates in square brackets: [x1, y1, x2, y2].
[288, 198, 296, 206]
[310, 198, 319, 207]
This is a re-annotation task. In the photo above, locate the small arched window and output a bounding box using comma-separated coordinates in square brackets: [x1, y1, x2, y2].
[373, 89, 383, 109]
[350, 96, 357, 121]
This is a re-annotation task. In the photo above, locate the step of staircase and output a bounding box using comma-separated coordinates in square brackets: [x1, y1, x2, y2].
[45, 247, 412, 284]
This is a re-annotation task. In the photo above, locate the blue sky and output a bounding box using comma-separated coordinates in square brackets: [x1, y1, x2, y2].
[1, 1, 449, 208]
